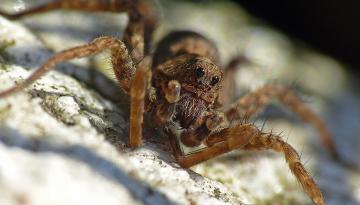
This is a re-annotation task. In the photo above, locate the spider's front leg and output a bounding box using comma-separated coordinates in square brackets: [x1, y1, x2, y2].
[0, 34, 153, 149]
[168, 122, 254, 168]
[0, 0, 159, 148]
[242, 127, 325, 205]
[0, 36, 134, 98]
[129, 56, 152, 148]
[129, 59, 183, 148]
[168, 122, 325, 205]
[0, 0, 155, 95]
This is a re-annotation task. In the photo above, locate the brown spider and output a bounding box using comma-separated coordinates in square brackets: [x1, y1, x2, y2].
[0, 1, 340, 204]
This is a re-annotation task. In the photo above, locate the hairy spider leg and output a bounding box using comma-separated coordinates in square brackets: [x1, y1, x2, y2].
[217, 55, 250, 106]
[129, 56, 151, 148]
[225, 83, 339, 159]
[0, 0, 160, 148]
[0, 0, 157, 64]
[0, 37, 134, 97]
[168, 123, 324, 205]
[243, 129, 325, 205]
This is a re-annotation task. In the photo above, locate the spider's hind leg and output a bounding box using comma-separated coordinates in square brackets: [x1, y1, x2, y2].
[217, 55, 251, 107]
[225, 84, 339, 160]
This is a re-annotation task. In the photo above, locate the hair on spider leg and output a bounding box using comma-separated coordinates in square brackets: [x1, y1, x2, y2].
[260, 118, 268, 133]
[242, 110, 252, 125]
[250, 117, 268, 137]
[237, 117, 244, 125]
[279, 131, 291, 151]
[277, 130, 285, 139]
[88, 39, 151, 84]
[302, 154, 315, 168]
[310, 171, 322, 187]
[267, 128, 277, 148]
[250, 116, 260, 126]
[134, 54, 151, 67]
[299, 144, 306, 162]
[133, 43, 158, 67]
[300, 156, 322, 193]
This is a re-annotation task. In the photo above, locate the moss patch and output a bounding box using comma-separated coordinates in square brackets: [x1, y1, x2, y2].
[0, 39, 16, 63]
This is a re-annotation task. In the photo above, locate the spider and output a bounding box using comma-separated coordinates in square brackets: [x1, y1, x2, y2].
[0, 1, 340, 205]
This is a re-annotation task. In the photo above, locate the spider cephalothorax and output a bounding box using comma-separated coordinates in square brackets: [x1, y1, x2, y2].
[149, 53, 224, 143]
[155, 54, 223, 100]
[0, 1, 342, 205]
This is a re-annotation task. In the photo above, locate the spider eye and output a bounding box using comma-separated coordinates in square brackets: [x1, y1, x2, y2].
[210, 76, 220, 86]
[195, 67, 205, 78]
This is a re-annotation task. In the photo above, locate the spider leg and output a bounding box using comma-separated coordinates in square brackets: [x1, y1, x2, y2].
[217, 55, 251, 107]
[129, 56, 151, 148]
[225, 84, 339, 159]
[152, 80, 181, 124]
[167, 123, 255, 168]
[242, 129, 325, 205]
[0, 0, 159, 97]
[131, 77, 181, 148]
[0, 1, 65, 19]
[0, 35, 152, 148]
[169, 123, 324, 205]
[178, 111, 227, 147]
[0, 0, 157, 62]
[0, 36, 135, 97]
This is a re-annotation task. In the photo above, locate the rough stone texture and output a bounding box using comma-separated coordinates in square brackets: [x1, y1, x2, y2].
[1, 1, 360, 205]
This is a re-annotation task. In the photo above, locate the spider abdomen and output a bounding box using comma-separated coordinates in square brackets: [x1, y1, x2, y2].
[152, 31, 219, 68]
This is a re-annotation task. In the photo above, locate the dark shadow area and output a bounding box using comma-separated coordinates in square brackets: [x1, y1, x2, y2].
[231, 0, 360, 77]
[0, 128, 179, 205]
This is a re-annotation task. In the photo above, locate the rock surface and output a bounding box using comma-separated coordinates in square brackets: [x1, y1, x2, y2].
[1, 1, 360, 205]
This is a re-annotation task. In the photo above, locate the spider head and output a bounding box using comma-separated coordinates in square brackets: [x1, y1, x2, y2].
[184, 55, 222, 91]
[156, 54, 223, 103]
